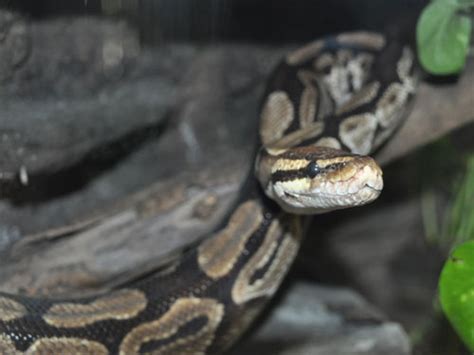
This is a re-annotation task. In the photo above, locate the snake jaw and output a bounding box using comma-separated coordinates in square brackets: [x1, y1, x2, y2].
[268, 155, 383, 214]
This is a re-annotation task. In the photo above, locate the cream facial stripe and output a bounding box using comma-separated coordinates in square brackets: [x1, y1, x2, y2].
[271, 155, 355, 173]
[271, 158, 310, 173]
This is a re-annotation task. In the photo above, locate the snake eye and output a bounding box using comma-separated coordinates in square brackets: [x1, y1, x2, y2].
[306, 161, 320, 178]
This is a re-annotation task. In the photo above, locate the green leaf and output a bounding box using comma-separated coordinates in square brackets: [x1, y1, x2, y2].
[417, 0, 472, 75]
[439, 241, 474, 350]
[445, 156, 474, 245]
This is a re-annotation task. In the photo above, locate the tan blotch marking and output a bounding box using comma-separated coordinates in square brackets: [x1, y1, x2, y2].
[286, 40, 324, 65]
[265, 147, 288, 156]
[297, 69, 318, 86]
[315, 137, 342, 150]
[336, 81, 380, 115]
[260, 91, 295, 146]
[397, 47, 414, 81]
[44, 289, 147, 328]
[26, 337, 108, 355]
[119, 298, 224, 355]
[336, 49, 352, 64]
[373, 48, 416, 147]
[336, 32, 386, 50]
[373, 86, 413, 149]
[348, 53, 374, 90]
[313, 52, 334, 71]
[323, 52, 374, 108]
[375, 82, 410, 129]
[299, 84, 318, 128]
[198, 200, 263, 279]
[339, 113, 377, 155]
[232, 217, 301, 304]
[269, 122, 324, 149]
[0, 334, 19, 355]
[298, 70, 333, 120]
[274, 178, 311, 195]
[0, 296, 26, 322]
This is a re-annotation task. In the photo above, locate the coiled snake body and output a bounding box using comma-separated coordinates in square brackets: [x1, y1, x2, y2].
[0, 32, 416, 354]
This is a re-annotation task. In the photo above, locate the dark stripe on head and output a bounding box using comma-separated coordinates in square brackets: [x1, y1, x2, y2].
[272, 162, 348, 183]
[276, 146, 357, 161]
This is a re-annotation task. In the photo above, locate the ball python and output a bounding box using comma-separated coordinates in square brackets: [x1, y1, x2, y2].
[0, 31, 416, 354]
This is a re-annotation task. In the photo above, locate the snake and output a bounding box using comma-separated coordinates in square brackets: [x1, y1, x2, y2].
[0, 31, 416, 354]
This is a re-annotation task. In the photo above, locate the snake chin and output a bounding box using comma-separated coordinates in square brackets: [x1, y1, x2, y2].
[271, 163, 383, 215]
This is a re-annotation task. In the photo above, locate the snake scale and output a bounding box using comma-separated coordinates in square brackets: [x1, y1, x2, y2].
[0, 32, 416, 354]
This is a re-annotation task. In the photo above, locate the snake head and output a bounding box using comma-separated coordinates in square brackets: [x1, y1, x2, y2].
[258, 146, 383, 214]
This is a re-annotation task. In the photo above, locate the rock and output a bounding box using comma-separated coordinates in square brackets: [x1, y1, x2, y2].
[0, 9, 291, 237]
[230, 281, 411, 355]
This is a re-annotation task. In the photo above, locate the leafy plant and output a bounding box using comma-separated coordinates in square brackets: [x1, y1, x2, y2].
[416, 0, 474, 349]
[437, 156, 474, 351]
[417, 0, 473, 74]
[421, 151, 474, 351]
[439, 241, 474, 351]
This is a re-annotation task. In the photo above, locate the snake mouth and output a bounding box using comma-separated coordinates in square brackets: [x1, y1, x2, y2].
[301, 163, 383, 197]
[272, 162, 383, 214]
[297, 183, 382, 198]
[364, 182, 383, 192]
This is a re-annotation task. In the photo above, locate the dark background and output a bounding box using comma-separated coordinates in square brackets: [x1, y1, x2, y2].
[2, 0, 425, 43]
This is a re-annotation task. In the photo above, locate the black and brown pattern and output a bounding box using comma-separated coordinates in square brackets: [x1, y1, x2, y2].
[0, 334, 18, 354]
[231, 216, 301, 304]
[119, 298, 224, 355]
[0, 297, 26, 322]
[286, 39, 324, 65]
[260, 91, 295, 146]
[198, 200, 263, 279]
[336, 31, 386, 49]
[43, 289, 147, 328]
[27, 337, 109, 355]
[0, 30, 416, 355]
[339, 113, 378, 155]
